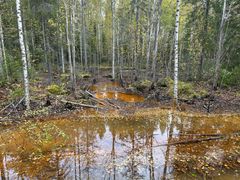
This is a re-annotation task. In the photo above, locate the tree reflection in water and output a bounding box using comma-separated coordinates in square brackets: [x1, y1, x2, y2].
[0, 111, 239, 179]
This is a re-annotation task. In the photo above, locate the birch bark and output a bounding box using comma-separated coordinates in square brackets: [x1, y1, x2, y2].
[213, 0, 227, 89]
[16, 0, 30, 109]
[173, 0, 181, 103]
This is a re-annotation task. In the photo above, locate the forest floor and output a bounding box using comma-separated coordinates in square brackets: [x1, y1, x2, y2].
[0, 69, 240, 123]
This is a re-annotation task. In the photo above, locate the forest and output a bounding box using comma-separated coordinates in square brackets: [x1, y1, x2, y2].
[0, 0, 240, 179]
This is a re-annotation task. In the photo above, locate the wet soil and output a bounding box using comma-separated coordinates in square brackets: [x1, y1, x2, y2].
[0, 70, 240, 123]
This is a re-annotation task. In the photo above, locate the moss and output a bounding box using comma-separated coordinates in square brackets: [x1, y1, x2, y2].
[46, 84, 66, 95]
[133, 80, 152, 92]
[9, 86, 24, 100]
[236, 91, 240, 97]
[60, 73, 70, 82]
[79, 72, 91, 79]
[167, 78, 208, 100]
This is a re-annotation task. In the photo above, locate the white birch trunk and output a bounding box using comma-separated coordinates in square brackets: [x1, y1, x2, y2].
[60, 32, 65, 73]
[64, 2, 74, 91]
[0, 40, 3, 76]
[151, 0, 163, 81]
[23, 20, 31, 69]
[71, 1, 76, 89]
[173, 0, 181, 103]
[112, 0, 116, 80]
[213, 0, 227, 89]
[16, 0, 30, 109]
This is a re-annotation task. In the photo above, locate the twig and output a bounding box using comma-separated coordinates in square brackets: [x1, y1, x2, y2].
[0, 102, 14, 113]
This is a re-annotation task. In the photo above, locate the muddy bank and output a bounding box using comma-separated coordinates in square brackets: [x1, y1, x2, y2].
[0, 71, 240, 122]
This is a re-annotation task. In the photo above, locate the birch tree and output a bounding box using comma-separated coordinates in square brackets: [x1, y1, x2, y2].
[16, 0, 30, 109]
[173, 0, 181, 104]
[213, 0, 228, 89]
[112, 0, 116, 80]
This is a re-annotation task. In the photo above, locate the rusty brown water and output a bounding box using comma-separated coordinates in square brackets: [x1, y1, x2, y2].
[0, 110, 239, 179]
[91, 82, 144, 103]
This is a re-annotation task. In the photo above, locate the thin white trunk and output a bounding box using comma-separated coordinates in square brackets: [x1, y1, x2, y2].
[213, 0, 227, 89]
[0, 39, 3, 76]
[152, 0, 163, 81]
[80, 0, 88, 71]
[60, 32, 65, 73]
[16, 0, 30, 109]
[71, 1, 76, 89]
[146, 0, 156, 75]
[23, 20, 31, 69]
[112, 0, 116, 80]
[173, 0, 181, 103]
[64, 2, 74, 91]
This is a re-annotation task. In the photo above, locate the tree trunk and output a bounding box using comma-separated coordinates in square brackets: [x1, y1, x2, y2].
[60, 32, 65, 73]
[173, 0, 181, 104]
[64, 2, 74, 91]
[42, 20, 52, 84]
[16, 0, 30, 109]
[80, 0, 88, 72]
[0, 15, 8, 79]
[213, 0, 227, 89]
[71, 0, 77, 89]
[198, 0, 209, 79]
[112, 0, 116, 80]
[151, 0, 163, 81]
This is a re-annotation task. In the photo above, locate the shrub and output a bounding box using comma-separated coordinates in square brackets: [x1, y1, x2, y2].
[220, 66, 240, 87]
[46, 84, 66, 95]
[79, 72, 91, 79]
[133, 80, 152, 92]
[9, 86, 24, 100]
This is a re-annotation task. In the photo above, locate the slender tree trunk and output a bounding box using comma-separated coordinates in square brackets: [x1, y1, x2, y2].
[64, 2, 74, 91]
[151, 0, 163, 81]
[112, 0, 116, 80]
[198, 0, 209, 80]
[42, 20, 52, 84]
[71, 0, 76, 89]
[213, 0, 227, 89]
[23, 21, 31, 69]
[16, 0, 30, 109]
[0, 15, 8, 79]
[60, 32, 65, 73]
[80, 0, 88, 72]
[173, 0, 181, 104]
[0, 40, 3, 77]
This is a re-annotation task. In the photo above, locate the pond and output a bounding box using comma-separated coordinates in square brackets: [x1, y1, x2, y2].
[90, 82, 145, 103]
[0, 109, 239, 179]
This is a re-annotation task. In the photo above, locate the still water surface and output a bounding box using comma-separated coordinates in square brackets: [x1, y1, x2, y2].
[0, 110, 239, 179]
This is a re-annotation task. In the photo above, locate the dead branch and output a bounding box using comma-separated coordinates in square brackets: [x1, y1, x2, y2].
[154, 136, 224, 147]
[60, 99, 100, 109]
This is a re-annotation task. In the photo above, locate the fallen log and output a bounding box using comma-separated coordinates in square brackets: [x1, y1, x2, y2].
[154, 136, 224, 147]
[60, 99, 100, 109]
[85, 90, 120, 109]
[171, 133, 224, 137]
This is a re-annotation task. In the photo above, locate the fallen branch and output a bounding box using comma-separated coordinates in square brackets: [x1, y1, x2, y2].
[171, 133, 224, 137]
[85, 90, 120, 109]
[154, 136, 224, 147]
[0, 102, 14, 113]
[60, 99, 100, 109]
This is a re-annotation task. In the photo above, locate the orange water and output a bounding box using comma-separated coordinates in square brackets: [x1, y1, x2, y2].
[91, 82, 145, 103]
[95, 91, 144, 103]
[0, 110, 239, 179]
